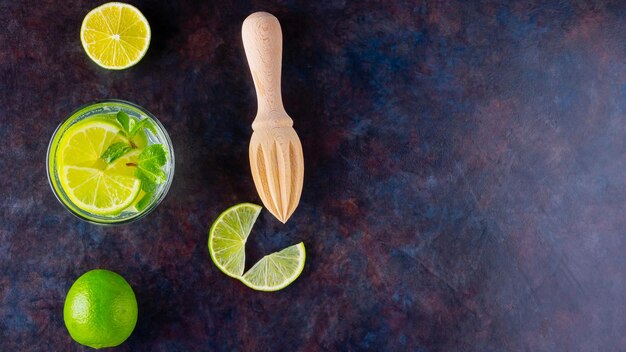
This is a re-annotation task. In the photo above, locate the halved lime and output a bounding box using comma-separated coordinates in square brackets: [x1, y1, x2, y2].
[208, 203, 262, 278]
[57, 120, 141, 215]
[240, 243, 306, 291]
[80, 2, 151, 70]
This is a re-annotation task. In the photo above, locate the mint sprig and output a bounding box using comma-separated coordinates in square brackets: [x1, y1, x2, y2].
[109, 111, 168, 191]
[116, 110, 135, 135]
[100, 142, 132, 163]
[135, 191, 155, 211]
[135, 144, 168, 192]
[130, 118, 158, 137]
[115, 111, 159, 148]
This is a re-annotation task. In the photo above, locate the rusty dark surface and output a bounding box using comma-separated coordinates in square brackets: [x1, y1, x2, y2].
[0, 1, 625, 351]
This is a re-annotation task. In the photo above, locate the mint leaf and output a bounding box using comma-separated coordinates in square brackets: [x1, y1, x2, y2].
[100, 142, 131, 163]
[140, 178, 159, 193]
[135, 192, 155, 211]
[135, 144, 168, 192]
[137, 160, 167, 184]
[130, 118, 158, 138]
[136, 165, 165, 192]
[138, 144, 168, 166]
[116, 111, 135, 135]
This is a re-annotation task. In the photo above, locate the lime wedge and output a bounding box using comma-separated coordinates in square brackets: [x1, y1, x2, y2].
[240, 243, 306, 291]
[80, 2, 151, 70]
[57, 120, 141, 215]
[208, 203, 262, 278]
[208, 203, 306, 291]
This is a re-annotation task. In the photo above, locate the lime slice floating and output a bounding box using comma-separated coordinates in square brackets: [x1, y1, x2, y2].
[208, 203, 262, 278]
[240, 242, 306, 292]
[208, 203, 306, 291]
[57, 119, 141, 215]
[80, 2, 151, 70]
[59, 118, 127, 167]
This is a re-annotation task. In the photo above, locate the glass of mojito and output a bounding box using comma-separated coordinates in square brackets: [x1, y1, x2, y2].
[47, 100, 174, 225]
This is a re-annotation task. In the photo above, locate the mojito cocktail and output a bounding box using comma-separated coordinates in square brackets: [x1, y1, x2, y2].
[47, 100, 174, 224]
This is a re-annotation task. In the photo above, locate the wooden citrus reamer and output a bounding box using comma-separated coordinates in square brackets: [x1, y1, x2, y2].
[242, 12, 304, 223]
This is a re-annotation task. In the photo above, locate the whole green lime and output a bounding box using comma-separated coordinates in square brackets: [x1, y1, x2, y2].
[63, 269, 138, 349]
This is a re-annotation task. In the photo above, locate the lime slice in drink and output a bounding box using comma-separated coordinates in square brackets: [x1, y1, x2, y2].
[208, 203, 262, 278]
[59, 118, 127, 167]
[80, 2, 151, 70]
[240, 243, 306, 291]
[57, 119, 141, 215]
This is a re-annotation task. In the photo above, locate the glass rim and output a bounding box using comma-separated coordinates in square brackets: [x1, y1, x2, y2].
[46, 99, 175, 226]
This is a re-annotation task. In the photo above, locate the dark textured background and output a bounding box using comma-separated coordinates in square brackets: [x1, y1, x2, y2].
[0, 0, 625, 351]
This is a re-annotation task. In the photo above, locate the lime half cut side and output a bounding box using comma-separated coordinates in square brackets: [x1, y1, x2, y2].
[241, 242, 306, 292]
[80, 2, 151, 70]
[208, 203, 262, 278]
